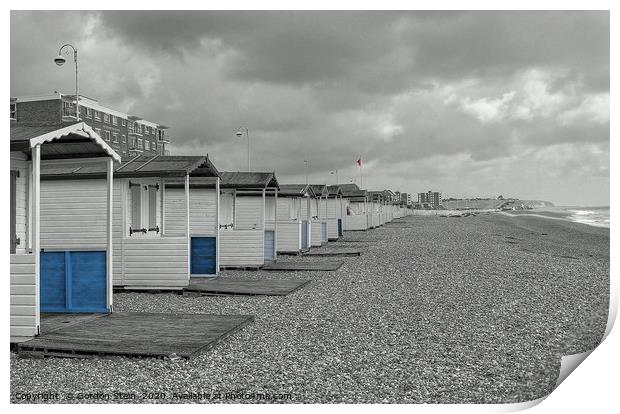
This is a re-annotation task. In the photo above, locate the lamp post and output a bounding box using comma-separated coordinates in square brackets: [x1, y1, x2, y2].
[54, 43, 80, 120]
[235, 127, 250, 172]
[304, 160, 310, 184]
[330, 169, 339, 185]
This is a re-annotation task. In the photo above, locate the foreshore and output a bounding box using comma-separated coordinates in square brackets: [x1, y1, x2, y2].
[11, 214, 610, 404]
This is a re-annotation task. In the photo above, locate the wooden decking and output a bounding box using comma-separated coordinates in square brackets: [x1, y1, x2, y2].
[262, 260, 344, 271]
[303, 248, 362, 257]
[184, 277, 310, 296]
[333, 238, 373, 243]
[17, 312, 254, 359]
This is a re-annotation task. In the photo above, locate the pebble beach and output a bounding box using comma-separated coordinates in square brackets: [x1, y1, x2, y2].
[10, 213, 610, 404]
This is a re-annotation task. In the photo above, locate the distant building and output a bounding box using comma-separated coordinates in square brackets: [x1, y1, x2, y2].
[10, 93, 170, 160]
[418, 190, 442, 209]
[399, 192, 411, 206]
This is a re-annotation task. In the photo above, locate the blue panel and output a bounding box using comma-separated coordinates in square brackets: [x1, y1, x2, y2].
[301, 221, 309, 249]
[41, 250, 107, 313]
[338, 219, 343, 236]
[321, 223, 328, 241]
[40, 252, 67, 312]
[264, 231, 275, 261]
[70, 251, 107, 312]
[191, 237, 217, 275]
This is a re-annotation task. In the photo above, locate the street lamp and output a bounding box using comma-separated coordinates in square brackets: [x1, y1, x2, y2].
[54, 43, 80, 120]
[304, 160, 310, 184]
[330, 169, 339, 185]
[235, 127, 250, 172]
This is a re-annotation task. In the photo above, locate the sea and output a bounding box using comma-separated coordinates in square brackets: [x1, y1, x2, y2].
[505, 206, 610, 228]
[561, 206, 610, 228]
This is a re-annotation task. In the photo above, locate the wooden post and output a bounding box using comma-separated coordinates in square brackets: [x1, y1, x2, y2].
[160, 177, 165, 235]
[185, 174, 190, 280]
[273, 188, 278, 260]
[261, 188, 266, 230]
[32, 144, 41, 331]
[106, 157, 113, 311]
[215, 177, 220, 274]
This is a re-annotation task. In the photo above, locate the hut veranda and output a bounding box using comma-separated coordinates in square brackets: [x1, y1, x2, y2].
[276, 184, 315, 254]
[218, 171, 279, 269]
[10, 122, 120, 342]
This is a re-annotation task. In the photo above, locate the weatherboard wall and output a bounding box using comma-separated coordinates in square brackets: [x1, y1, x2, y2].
[10, 152, 30, 254]
[112, 178, 190, 289]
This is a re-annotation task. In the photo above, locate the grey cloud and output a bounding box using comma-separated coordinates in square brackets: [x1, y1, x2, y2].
[10, 10, 610, 205]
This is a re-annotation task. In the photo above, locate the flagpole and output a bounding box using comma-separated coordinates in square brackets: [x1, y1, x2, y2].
[359, 157, 363, 188]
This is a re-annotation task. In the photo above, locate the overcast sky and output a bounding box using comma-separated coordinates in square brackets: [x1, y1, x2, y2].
[11, 11, 609, 205]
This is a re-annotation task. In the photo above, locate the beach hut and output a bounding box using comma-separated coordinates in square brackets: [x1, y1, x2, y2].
[309, 185, 329, 245]
[340, 184, 370, 231]
[219, 172, 279, 268]
[326, 185, 345, 240]
[41, 154, 221, 290]
[367, 191, 384, 228]
[10, 122, 120, 342]
[276, 184, 315, 254]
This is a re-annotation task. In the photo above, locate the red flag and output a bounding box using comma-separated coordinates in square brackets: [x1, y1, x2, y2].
[356, 158, 362, 167]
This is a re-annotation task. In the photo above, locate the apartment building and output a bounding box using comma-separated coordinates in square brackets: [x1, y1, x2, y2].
[10, 93, 170, 160]
[418, 190, 442, 209]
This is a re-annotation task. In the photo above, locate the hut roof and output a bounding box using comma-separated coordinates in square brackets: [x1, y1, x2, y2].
[326, 185, 344, 197]
[219, 171, 279, 189]
[40, 154, 219, 179]
[11, 122, 120, 162]
[278, 184, 313, 197]
[308, 184, 329, 197]
[339, 183, 367, 198]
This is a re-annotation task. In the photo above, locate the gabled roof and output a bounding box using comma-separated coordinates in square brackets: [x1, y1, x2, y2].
[308, 184, 329, 197]
[219, 171, 279, 189]
[10, 122, 121, 162]
[367, 191, 385, 201]
[116, 155, 218, 178]
[41, 154, 219, 179]
[326, 185, 344, 197]
[279, 184, 313, 197]
[339, 183, 367, 198]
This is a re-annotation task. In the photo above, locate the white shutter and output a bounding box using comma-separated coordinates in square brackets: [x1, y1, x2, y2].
[148, 186, 158, 229]
[219, 191, 234, 226]
[290, 198, 299, 220]
[265, 196, 276, 221]
[130, 184, 142, 230]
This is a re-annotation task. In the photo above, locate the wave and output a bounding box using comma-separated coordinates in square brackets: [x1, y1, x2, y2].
[564, 207, 610, 228]
[500, 206, 610, 228]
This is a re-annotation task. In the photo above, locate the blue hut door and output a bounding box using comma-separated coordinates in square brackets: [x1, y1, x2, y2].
[264, 231, 275, 262]
[191, 237, 217, 276]
[321, 223, 328, 242]
[40, 251, 108, 313]
[338, 219, 343, 236]
[301, 221, 309, 249]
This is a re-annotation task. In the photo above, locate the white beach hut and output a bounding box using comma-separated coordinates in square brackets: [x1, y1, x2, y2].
[10, 122, 120, 342]
[340, 184, 370, 231]
[276, 184, 314, 254]
[326, 185, 345, 240]
[368, 191, 384, 228]
[41, 155, 221, 290]
[218, 172, 279, 268]
[309, 185, 329, 245]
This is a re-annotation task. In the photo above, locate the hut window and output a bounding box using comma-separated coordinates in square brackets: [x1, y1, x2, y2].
[129, 181, 160, 235]
[265, 196, 276, 221]
[290, 199, 299, 220]
[219, 191, 234, 228]
[310, 199, 318, 217]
